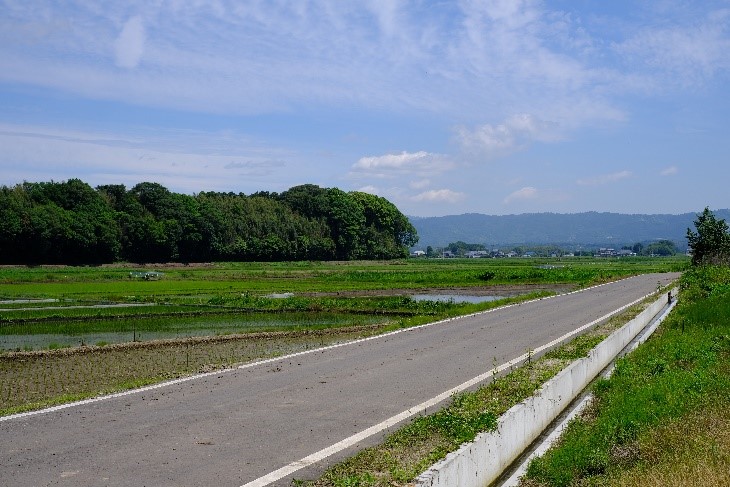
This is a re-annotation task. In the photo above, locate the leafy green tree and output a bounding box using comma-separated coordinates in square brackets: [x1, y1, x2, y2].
[644, 240, 678, 256]
[0, 185, 32, 263]
[278, 184, 329, 219]
[686, 207, 730, 265]
[446, 241, 486, 256]
[325, 188, 365, 260]
[15, 180, 121, 264]
[350, 191, 418, 259]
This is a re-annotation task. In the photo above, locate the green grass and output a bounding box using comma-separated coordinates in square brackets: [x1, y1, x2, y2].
[524, 266, 730, 487]
[0, 257, 687, 301]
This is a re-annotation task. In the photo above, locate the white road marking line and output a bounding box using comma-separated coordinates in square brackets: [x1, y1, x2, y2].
[0, 276, 635, 424]
[239, 290, 652, 487]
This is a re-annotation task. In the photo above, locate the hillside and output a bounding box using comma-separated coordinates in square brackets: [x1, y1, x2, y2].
[408, 210, 730, 251]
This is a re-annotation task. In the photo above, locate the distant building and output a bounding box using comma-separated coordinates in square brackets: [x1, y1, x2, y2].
[598, 248, 635, 257]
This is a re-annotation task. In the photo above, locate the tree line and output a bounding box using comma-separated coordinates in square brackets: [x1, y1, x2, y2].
[420, 240, 681, 258]
[0, 179, 418, 265]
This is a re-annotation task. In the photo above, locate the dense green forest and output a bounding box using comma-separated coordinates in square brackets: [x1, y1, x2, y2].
[0, 179, 418, 264]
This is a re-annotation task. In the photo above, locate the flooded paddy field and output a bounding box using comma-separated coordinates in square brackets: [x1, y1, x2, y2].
[0, 311, 389, 351]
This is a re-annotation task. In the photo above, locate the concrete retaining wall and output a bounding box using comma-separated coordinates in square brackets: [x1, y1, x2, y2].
[415, 291, 673, 487]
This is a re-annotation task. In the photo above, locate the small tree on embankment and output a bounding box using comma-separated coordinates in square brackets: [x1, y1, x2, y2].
[686, 207, 730, 266]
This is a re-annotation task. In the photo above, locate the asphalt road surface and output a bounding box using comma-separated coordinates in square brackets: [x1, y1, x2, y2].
[1, 273, 679, 487]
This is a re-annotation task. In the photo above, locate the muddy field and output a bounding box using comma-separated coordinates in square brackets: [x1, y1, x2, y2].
[0, 324, 390, 412]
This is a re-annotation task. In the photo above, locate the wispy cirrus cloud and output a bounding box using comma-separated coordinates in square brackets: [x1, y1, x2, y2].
[1, 1, 726, 123]
[577, 170, 632, 186]
[223, 160, 286, 176]
[613, 8, 730, 87]
[0, 123, 297, 193]
[660, 165, 678, 176]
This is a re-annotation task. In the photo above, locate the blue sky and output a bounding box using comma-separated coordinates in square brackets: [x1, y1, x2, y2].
[1, 0, 729, 217]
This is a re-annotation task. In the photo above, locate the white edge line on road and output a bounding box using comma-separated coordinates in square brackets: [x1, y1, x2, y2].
[239, 289, 653, 487]
[0, 275, 641, 424]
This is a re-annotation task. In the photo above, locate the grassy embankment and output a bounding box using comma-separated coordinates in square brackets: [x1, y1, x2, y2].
[523, 265, 730, 487]
[0, 257, 685, 417]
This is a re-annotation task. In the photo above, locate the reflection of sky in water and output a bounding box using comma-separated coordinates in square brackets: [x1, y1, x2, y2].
[411, 294, 504, 304]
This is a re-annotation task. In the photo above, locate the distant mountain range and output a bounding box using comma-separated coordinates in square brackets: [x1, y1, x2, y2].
[408, 209, 730, 251]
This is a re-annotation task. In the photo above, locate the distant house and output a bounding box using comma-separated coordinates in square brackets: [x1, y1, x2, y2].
[465, 250, 489, 258]
[598, 248, 635, 257]
[410, 250, 426, 257]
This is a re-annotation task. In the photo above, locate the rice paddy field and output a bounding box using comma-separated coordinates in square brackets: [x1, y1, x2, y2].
[0, 256, 687, 415]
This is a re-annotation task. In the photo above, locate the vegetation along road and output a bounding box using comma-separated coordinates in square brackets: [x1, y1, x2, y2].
[0, 272, 679, 486]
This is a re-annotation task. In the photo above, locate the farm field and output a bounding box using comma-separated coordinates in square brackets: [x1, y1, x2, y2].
[0, 257, 687, 415]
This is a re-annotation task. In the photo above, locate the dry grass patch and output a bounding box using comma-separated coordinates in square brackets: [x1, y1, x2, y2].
[600, 406, 730, 487]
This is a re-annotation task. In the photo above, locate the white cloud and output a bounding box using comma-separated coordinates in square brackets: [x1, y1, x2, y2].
[356, 185, 380, 195]
[409, 179, 431, 190]
[411, 189, 466, 203]
[456, 114, 560, 157]
[660, 165, 678, 176]
[503, 186, 539, 204]
[351, 151, 453, 178]
[114, 16, 146, 69]
[577, 170, 632, 186]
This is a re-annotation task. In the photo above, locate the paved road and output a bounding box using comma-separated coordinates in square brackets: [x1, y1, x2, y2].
[1, 273, 679, 487]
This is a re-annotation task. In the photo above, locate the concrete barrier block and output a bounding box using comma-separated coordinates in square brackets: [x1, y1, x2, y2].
[415, 290, 674, 487]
